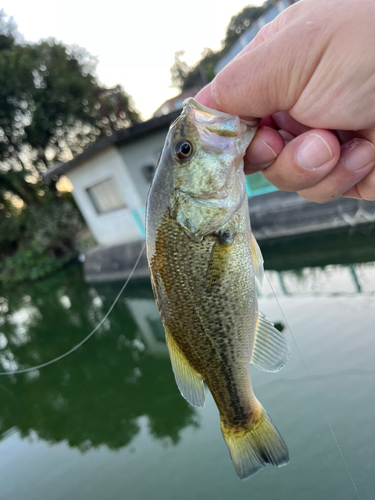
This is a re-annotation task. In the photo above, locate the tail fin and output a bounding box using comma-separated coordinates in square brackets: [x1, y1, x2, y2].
[221, 404, 289, 480]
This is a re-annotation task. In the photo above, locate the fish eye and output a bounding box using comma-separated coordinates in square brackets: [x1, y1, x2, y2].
[174, 139, 194, 161]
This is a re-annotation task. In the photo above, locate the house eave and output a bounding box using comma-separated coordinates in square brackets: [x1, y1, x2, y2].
[43, 109, 180, 182]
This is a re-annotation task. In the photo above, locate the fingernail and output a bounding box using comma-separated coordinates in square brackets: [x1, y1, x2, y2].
[341, 139, 375, 172]
[247, 136, 277, 166]
[296, 134, 333, 171]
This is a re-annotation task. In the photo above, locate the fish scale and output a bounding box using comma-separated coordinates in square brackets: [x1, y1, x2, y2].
[152, 207, 255, 422]
[146, 98, 290, 479]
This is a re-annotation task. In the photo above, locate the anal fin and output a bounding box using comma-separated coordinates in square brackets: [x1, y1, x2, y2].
[251, 312, 290, 372]
[165, 329, 205, 407]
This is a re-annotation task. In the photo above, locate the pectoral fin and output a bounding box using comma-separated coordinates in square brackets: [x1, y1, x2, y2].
[206, 233, 233, 292]
[250, 233, 264, 286]
[251, 313, 290, 372]
[165, 329, 205, 407]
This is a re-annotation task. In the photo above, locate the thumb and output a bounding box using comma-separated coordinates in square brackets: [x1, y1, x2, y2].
[209, 18, 325, 119]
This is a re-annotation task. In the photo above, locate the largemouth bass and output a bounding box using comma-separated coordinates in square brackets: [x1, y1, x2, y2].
[146, 98, 290, 480]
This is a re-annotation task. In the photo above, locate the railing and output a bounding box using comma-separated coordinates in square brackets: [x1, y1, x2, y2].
[132, 207, 146, 239]
[246, 172, 278, 199]
[133, 174, 279, 239]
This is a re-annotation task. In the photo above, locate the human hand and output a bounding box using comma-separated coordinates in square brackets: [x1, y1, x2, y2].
[196, 0, 375, 202]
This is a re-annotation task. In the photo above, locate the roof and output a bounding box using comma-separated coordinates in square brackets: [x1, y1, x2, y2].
[43, 108, 180, 182]
[153, 87, 202, 118]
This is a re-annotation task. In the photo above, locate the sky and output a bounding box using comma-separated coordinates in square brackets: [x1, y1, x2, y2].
[2, 0, 264, 119]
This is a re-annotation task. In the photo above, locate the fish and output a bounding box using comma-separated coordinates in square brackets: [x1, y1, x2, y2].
[145, 98, 290, 480]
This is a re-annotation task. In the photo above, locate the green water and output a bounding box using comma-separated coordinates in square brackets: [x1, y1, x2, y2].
[1, 229, 375, 500]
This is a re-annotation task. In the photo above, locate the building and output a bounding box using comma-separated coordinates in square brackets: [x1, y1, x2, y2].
[44, 110, 182, 247]
[214, 0, 297, 75]
[44, 0, 300, 250]
[43, 0, 318, 282]
[152, 87, 202, 118]
[44, 83, 209, 248]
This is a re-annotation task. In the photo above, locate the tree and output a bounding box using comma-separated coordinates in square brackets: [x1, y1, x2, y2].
[0, 12, 140, 206]
[223, 5, 265, 51]
[171, 49, 220, 91]
[171, 4, 265, 91]
[0, 11, 141, 282]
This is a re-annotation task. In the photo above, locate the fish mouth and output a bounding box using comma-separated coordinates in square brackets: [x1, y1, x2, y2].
[195, 196, 229, 209]
[196, 185, 245, 211]
[176, 176, 231, 203]
[183, 98, 259, 128]
[175, 189, 230, 208]
[175, 176, 246, 215]
[176, 188, 233, 211]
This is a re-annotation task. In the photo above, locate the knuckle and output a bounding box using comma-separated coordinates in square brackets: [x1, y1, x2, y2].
[257, 5, 294, 42]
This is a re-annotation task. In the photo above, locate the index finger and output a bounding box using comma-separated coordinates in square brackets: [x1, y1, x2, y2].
[195, 84, 214, 108]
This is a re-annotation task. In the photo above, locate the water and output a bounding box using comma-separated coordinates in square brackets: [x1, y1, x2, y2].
[0, 229, 375, 500]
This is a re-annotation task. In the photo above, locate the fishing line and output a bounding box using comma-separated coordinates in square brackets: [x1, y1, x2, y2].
[265, 271, 362, 500]
[0, 244, 146, 376]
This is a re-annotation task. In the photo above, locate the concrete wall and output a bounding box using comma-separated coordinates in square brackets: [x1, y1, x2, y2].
[215, 0, 296, 74]
[67, 145, 143, 246]
[118, 128, 170, 205]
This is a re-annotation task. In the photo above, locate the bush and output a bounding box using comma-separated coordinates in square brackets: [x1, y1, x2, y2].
[0, 243, 73, 284]
[0, 198, 83, 284]
[0, 208, 24, 254]
[25, 198, 83, 255]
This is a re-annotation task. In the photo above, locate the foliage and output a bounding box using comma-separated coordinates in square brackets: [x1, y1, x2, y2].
[224, 5, 265, 51]
[171, 4, 265, 91]
[0, 197, 83, 284]
[171, 49, 220, 91]
[0, 11, 140, 283]
[0, 11, 140, 206]
[0, 202, 24, 253]
[0, 243, 73, 284]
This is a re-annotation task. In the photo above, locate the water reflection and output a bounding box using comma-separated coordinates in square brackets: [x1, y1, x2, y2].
[126, 298, 168, 358]
[261, 262, 375, 298]
[0, 267, 199, 452]
[1, 231, 375, 499]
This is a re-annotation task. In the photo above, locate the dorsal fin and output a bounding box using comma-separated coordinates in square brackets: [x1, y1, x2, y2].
[250, 233, 264, 286]
[251, 313, 290, 372]
[165, 328, 205, 407]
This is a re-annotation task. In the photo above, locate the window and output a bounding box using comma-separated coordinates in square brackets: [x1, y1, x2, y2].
[142, 165, 156, 183]
[86, 177, 127, 214]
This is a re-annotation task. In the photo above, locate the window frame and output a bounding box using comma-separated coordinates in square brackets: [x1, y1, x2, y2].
[86, 177, 127, 215]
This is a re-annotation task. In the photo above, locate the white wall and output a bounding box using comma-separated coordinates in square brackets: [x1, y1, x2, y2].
[67, 146, 143, 246]
[119, 129, 169, 204]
